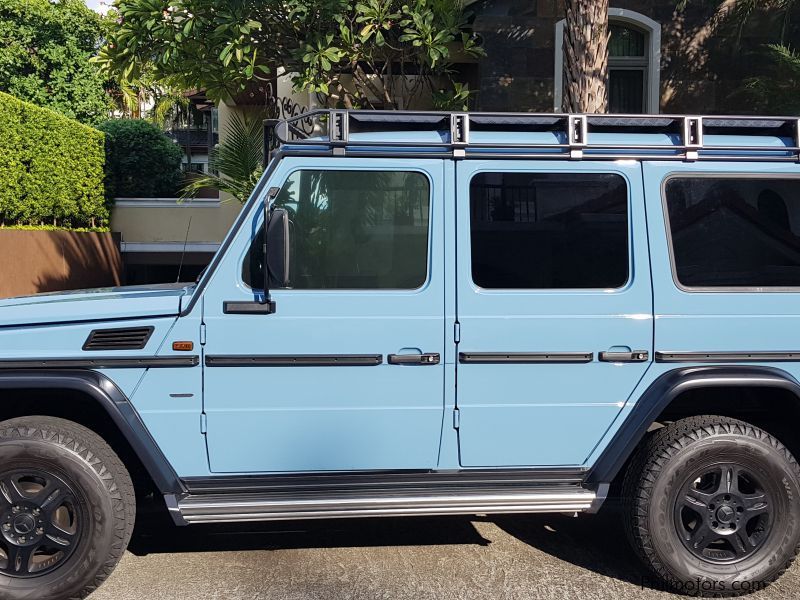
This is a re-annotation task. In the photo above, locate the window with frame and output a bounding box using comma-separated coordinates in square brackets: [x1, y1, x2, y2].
[469, 172, 629, 289]
[665, 177, 800, 288]
[609, 23, 648, 114]
[243, 169, 430, 290]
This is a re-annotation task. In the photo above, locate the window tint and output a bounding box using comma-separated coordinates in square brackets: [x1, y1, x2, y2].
[470, 172, 629, 289]
[665, 177, 800, 288]
[243, 170, 430, 289]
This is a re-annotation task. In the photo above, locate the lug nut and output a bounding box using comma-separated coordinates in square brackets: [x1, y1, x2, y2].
[2, 523, 9, 531]
[32, 509, 40, 516]
[35, 528, 44, 535]
[18, 536, 25, 543]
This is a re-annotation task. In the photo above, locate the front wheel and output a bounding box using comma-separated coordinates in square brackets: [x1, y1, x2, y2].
[0, 416, 135, 600]
[622, 415, 800, 597]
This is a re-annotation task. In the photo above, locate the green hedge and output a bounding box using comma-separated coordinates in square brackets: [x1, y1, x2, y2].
[99, 119, 183, 199]
[0, 90, 106, 228]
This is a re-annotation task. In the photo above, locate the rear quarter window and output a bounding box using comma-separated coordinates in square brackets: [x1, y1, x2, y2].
[664, 176, 800, 289]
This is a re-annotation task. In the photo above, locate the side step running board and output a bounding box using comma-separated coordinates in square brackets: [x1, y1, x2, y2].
[175, 487, 597, 524]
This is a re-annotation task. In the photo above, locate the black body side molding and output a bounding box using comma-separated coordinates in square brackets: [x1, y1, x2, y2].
[0, 370, 185, 495]
[585, 366, 800, 486]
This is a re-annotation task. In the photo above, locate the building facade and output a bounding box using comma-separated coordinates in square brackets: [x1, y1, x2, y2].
[472, 0, 799, 115]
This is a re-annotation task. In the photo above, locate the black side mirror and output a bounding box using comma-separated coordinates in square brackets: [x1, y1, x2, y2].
[266, 207, 290, 288]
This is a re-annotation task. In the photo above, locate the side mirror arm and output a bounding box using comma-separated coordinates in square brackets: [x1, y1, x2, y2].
[261, 186, 281, 312]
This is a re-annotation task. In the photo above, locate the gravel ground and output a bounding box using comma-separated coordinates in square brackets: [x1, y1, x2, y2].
[88, 510, 800, 600]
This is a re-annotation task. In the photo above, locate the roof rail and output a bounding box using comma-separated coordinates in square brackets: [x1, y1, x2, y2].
[264, 110, 800, 163]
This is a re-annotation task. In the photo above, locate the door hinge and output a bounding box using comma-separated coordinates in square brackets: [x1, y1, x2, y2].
[200, 322, 207, 345]
[200, 413, 207, 434]
[453, 407, 460, 429]
[454, 322, 461, 344]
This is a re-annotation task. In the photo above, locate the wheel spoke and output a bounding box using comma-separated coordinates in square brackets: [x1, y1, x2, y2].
[684, 488, 714, 509]
[44, 522, 75, 547]
[687, 521, 715, 550]
[36, 483, 69, 512]
[0, 477, 25, 507]
[732, 530, 755, 556]
[742, 492, 768, 516]
[715, 466, 739, 495]
[5, 543, 35, 575]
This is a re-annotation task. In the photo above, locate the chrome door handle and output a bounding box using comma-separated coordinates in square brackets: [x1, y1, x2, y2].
[387, 353, 440, 365]
[598, 350, 649, 363]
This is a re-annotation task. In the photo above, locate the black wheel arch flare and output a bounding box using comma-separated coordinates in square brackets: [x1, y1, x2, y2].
[0, 369, 185, 496]
[586, 365, 800, 486]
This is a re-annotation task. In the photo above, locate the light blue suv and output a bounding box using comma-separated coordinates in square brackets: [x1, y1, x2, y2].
[2, 111, 800, 599]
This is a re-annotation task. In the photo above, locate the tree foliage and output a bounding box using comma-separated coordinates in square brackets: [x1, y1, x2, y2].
[0, 0, 113, 125]
[97, 0, 483, 109]
[181, 112, 264, 203]
[98, 119, 184, 198]
[0, 91, 106, 229]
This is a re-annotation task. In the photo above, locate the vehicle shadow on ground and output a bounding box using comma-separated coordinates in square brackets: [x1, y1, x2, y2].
[128, 506, 652, 590]
[128, 513, 492, 555]
[491, 506, 650, 589]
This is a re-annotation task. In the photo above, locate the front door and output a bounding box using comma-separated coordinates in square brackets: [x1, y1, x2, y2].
[455, 161, 653, 467]
[202, 158, 446, 473]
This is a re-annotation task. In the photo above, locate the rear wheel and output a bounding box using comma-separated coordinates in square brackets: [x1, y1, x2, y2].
[0, 416, 135, 600]
[622, 415, 800, 596]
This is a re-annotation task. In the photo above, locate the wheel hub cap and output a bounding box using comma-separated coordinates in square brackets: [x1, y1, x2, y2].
[715, 504, 735, 524]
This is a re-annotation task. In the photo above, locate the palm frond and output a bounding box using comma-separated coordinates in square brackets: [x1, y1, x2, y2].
[181, 112, 265, 203]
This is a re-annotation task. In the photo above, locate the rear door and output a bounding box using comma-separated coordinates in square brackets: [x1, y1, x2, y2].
[455, 160, 653, 467]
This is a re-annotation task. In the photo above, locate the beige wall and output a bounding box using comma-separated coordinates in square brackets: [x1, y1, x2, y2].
[111, 200, 242, 247]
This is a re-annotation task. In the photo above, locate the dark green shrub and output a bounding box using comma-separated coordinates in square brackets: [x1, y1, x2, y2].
[0, 91, 106, 229]
[99, 119, 183, 198]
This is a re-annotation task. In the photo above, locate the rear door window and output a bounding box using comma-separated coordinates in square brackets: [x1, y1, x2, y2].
[469, 172, 629, 289]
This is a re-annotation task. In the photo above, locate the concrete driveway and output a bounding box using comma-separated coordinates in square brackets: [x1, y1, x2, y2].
[89, 510, 800, 600]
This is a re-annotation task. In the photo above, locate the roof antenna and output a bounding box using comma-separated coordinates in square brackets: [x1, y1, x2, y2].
[176, 215, 193, 283]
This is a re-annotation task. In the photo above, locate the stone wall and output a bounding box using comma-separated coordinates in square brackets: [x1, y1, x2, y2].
[471, 0, 800, 114]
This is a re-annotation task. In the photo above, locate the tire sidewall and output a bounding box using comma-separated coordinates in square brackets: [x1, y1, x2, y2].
[0, 438, 118, 600]
[648, 433, 800, 596]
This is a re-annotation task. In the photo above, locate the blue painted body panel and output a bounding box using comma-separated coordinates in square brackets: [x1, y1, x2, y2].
[1, 128, 799, 481]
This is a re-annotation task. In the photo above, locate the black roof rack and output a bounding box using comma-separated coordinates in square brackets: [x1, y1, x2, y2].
[264, 110, 800, 163]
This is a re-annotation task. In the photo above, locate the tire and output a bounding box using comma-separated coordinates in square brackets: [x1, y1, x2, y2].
[622, 415, 800, 597]
[0, 416, 135, 600]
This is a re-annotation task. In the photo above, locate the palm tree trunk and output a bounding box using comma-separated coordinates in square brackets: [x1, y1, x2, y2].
[562, 0, 609, 113]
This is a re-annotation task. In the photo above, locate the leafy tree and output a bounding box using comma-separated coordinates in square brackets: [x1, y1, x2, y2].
[97, 0, 483, 109]
[98, 119, 184, 198]
[181, 112, 264, 203]
[562, 0, 609, 113]
[0, 0, 112, 125]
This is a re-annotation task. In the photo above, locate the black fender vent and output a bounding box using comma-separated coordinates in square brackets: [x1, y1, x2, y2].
[83, 327, 154, 351]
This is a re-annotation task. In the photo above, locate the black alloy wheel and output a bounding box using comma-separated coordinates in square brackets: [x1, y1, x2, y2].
[674, 464, 772, 565]
[0, 467, 85, 578]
